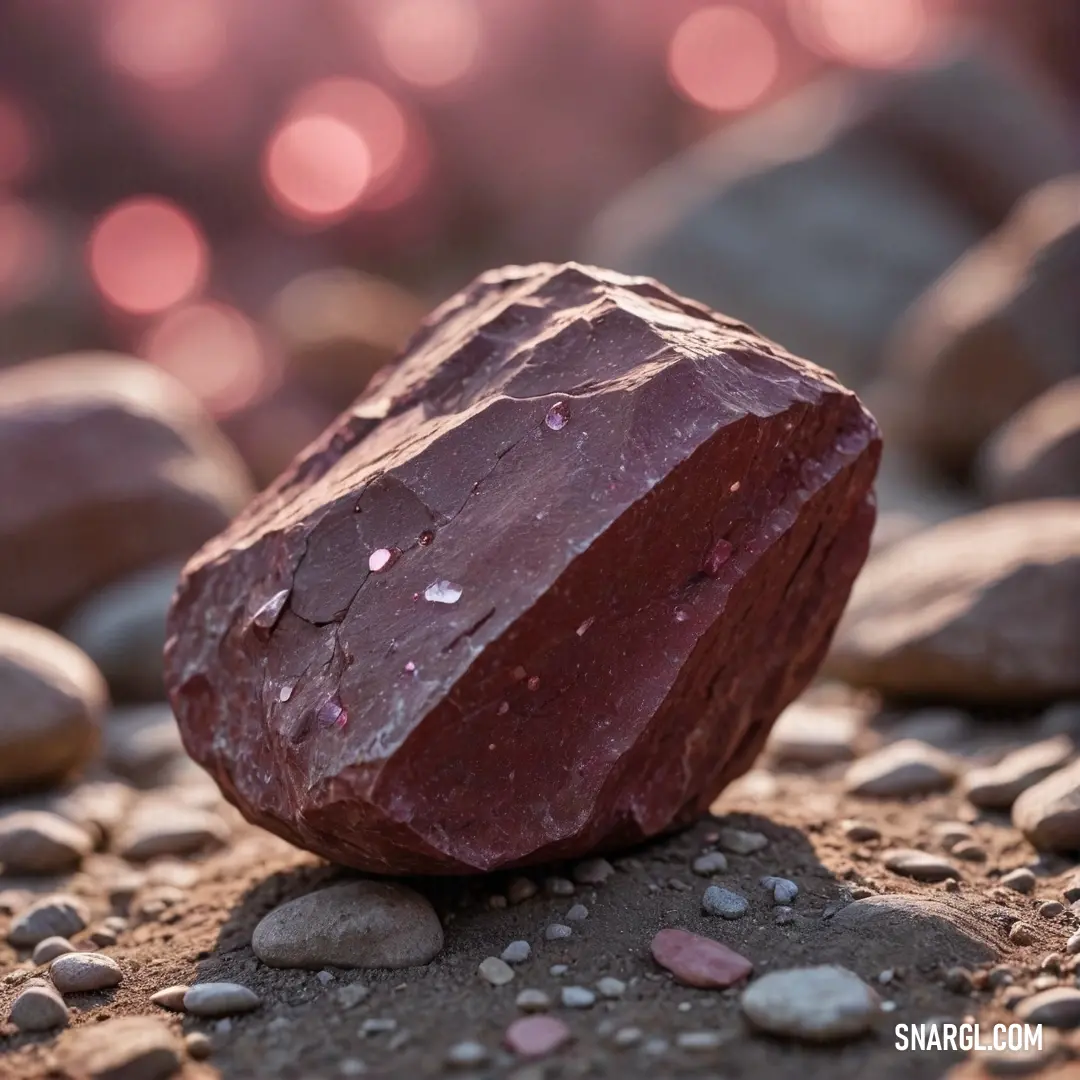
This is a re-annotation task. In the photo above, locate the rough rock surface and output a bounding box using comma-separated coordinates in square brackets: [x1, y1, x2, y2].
[976, 376, 1080, 504]
[0, 353, 252, 625]
[165, 263, 879, 875]
[826, 501, 1080, 702]
[0, 615, 106, 793]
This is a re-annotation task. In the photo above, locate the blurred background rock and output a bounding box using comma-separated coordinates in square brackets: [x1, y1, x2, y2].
[0, 0, 1077, 712]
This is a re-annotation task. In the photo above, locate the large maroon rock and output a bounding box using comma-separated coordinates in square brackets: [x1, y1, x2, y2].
[165, 263, 880, 874]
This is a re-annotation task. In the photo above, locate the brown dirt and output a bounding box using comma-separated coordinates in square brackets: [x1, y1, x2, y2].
[4, 750, 1080, 1080]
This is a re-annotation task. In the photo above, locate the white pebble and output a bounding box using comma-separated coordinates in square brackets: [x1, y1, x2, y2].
[183, 983, 261, 1017]
[501, 940, 531, 964]
[545, 923, 572, 941]
[562, 986, 596, 1009]
[565, 904, 589, 922]
[478, 957, 514, 986]
[692, 852, 728, 876]
[596, 977, 626, 999]
[446, 1041, 488, 1068]
[515, 988, 551, 1012]
[677, 1031, 725, 1051]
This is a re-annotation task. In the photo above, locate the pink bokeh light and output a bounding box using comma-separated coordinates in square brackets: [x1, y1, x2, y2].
[373, 0, 483, 91]
[102, 0, 229, 89]
[87, 197, 208, 315]
[0, 95, 36, 187]
[789, 0, 932, 68]
[141, 301, 270, 416]
[668, 5, 780, 113]
[0, 200, 53, 308]
[263, 113, 374, 225]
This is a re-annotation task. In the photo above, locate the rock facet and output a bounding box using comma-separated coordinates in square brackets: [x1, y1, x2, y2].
[165, 262, 880, 874]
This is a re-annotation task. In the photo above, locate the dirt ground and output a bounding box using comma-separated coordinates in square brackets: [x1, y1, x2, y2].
[5, 707, 1080, 1080]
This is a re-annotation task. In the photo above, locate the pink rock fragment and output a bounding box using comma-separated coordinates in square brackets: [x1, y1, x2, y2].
[650, 927, 753, 988]
[505, 1015, 573, 1057]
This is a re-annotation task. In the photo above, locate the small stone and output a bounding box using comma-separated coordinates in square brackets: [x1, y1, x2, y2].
[545, 877, 575, 897]
[1033, 973, 1059, 991]
[650, 928, 752, 988]
[1009, 923, 1035, 946]
[1067, 931, 1080, 955]
[0, 811, 93, 874]
[850, 887, 874, 900]
[446, 1041, 488, 1068]
[424, 580, 462, 604]
[486, 893, 507, 910]
[185, 1032, 213, 1061]
[883, 849, 960, 882]
[565, 904, 588, 922]
[702, 886, 748, 919]
[549, 964, 568, 977]
[676, 1031, 725, 1051]
[691, 852, 728, 876]
[502, 941, 531, 964]
[1063, 875, 1080, 903]
[317, 970, 334, 985]
[1016, 987, 1080, 1028]
[596, 977, 626, 999]
[360, 1018, 397, 1036]
[962, 736, 1074, 810]
[741, 965, 880, 1042]
[1040, 901, 1065, 919]
[951, 841, 987, 862]
[507, 877, 538, 904]
[336, 983, 371, 1009]
[767, 702, 861, 766]
[1042, 953, 1062, 972]
[252, 881, 444, 969]
[760, 876, 798, 904]
[775, 906, 796, 925]
[9, 983, 69, 1031]
[50, 952, 123, 993]
[7, 894, 90, 947]
[32, 936, 75, 965]
[514, 989, 548, 1010]
[1013, 760, 1080, 852]
[717, 828, 768, 855]
[572, 857, 614, 885]
[989, 965, 1016, 988]
[844, 740, 957, 797]
[1001, 868, 1037, 894]
[183, 983, 261, 1017]
[932, 821, 974, 849]
[505, 1016, 572, 1057]
[842, 820, 881, 842]
[60, 1016, 182, 1080]
[545, 923, 572, 941]
[944, 967, 973, 994]
[117, 801, 229, 860]
[561, 985, 596, 1009]
[479, 957, 515, 986]
[151, 985, 189, 1012]
[515, 989, 551, 1012]
[612, 1026, 642, 1048]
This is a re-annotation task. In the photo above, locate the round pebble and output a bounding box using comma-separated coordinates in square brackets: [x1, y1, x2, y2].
[151, 985, 189, 1012]
[9, 983, 69, 1031]
[183, 982, 261, 1017]
[515, 988, 551, 1012]
[691, 852, 728, 876]
[545, 877, 575, 897]
[446, 1041, 489, 1068]
[252, 881, 444, 970]
[676, 1031, 725, 1051]
[717, 828, 768, 855]
[561, 986, 595, 1009]
[565, 903, 589, 922]
[507, 877, 538, 905]
[7, 894, 89, 948]
[741, 965, 880, 1042]
[1001, 868, 1037, 894]
[1016, 987, 1080, 1028]
[760, 876, 798, 905]
[596, 976, 626, 999]
[883, 849, 960, 882]
[572, 857, 614, 885]
[545, 923, 572, 941]
[32, 936, 75, 966]
[50, 952, 123, 994]
[1066, 931, 1080, 955]
[478, 957, 515, 986]
[0, 811, 93, 874]
[185, 1031, 213, 1060]
[501, 940, 531, 964]
[1009, 922, 1035, 946]
[613, 1026, 642, 1048]
[505, 1015, 572, 1057]
[1040, 901, 1065, 919]
[702, 886, 748, 919]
